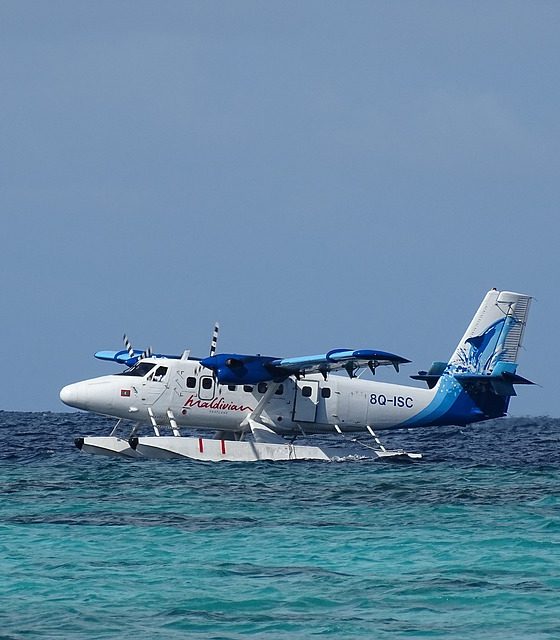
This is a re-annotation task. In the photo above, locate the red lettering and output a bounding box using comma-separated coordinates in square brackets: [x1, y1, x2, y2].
[182, 394, 252, 412]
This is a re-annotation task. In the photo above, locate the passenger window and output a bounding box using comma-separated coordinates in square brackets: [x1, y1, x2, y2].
[186, 377, 196, 388]
[274, 384, 284, 395]
[257, 382, 268, 394]
[228, 385, 237, 391]
[202, 377, 213, 390]
[301, 386, 312, 398]
[243, 385, 253, 393]
[321, 387, 331, 398]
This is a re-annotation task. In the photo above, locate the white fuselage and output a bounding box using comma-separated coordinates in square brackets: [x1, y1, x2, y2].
[60, 356, 437, 434]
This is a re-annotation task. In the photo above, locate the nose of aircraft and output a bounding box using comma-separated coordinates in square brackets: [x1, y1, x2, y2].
[60, 384, 75, 406]
[60, 383, 87, 409]
[60, 378, 115, 412]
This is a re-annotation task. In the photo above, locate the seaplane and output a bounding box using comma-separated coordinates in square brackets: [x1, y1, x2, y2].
[60, 289, 534, 462]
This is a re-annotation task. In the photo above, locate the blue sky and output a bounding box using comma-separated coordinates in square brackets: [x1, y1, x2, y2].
[1, 1, 557, 415]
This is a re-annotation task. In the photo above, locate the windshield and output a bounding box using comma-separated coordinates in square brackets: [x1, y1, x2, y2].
[148, 366, 168, 382]
[117, 362, 156, 377]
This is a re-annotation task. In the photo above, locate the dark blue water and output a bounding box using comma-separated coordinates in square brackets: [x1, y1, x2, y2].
[1, 412, 559, 639]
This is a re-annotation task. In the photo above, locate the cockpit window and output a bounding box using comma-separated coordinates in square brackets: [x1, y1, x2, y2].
[148, 366, 168, 382]
[117, 362, 156, 377]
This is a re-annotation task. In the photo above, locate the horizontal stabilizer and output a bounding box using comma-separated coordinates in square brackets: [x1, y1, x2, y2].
[410, 373, 441, 388]
[454, 361, 535, 396]
[501, 371, 534, 385]
[412, 357, 534, 396]
[410, 361, 447, 388]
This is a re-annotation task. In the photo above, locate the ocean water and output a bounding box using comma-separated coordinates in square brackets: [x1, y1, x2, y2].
[1, 412, 559, 639]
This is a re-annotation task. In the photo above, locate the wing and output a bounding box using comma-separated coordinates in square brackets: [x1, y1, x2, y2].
[200, 349, 410, 384]
[94, 350, 181, 366]
[272, 349, 410, 378]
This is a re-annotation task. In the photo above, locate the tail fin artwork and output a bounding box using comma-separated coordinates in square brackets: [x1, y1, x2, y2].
[446, 289, 531, 377]
[409, 289, 534, 426]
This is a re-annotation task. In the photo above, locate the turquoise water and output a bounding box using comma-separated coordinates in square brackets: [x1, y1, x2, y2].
[1, 412, 559, 638]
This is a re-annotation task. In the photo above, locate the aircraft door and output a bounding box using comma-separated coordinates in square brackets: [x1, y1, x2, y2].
[340, 389, 368, 426]
[198, 376, 216, 401]
[140, 365, 169, 405]
[293, 380, 319, 422]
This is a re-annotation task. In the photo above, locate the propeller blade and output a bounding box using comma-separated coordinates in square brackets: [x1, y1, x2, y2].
[210, 322, 219, 357]
[124, 334, 153, 361]
[123, 334, 135, 359]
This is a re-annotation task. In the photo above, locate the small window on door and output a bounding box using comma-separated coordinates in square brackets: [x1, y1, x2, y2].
[301, 386, 312, 398]
[201, 377, 213, 390]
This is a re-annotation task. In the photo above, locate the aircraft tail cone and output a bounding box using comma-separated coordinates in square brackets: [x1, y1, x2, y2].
[74, 437, 84, 450]
[129, 437, 139, 450]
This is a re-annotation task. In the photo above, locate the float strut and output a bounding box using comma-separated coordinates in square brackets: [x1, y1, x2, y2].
[147, 407, 161, 436]
[366, 425, 387, 452]
[167, 409, 181, 437]
[109, 419, 123, 437]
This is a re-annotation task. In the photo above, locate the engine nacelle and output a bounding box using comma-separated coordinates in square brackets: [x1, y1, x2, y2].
[200, 353, 281, 384]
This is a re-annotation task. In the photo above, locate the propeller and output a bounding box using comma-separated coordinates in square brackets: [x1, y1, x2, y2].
[209, 322, 220, 381]
[123, 333, 152, 362]
[123, 333, 134, 360]
[209, 322, 219, 356]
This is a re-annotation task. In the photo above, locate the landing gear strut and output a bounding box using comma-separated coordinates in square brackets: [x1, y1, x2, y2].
[334, 424, 422, 460]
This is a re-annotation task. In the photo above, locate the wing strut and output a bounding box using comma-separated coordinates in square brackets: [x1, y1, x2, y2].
[240, 381, 282, 430]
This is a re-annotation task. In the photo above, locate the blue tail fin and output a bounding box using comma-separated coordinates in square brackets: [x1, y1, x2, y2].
[410, 289, 534, 425]
[446, 289, 533, 419]
[446, 289, 531, 377]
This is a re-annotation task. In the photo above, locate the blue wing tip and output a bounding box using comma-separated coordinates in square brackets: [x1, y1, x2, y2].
[327, 348, 411, 364]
